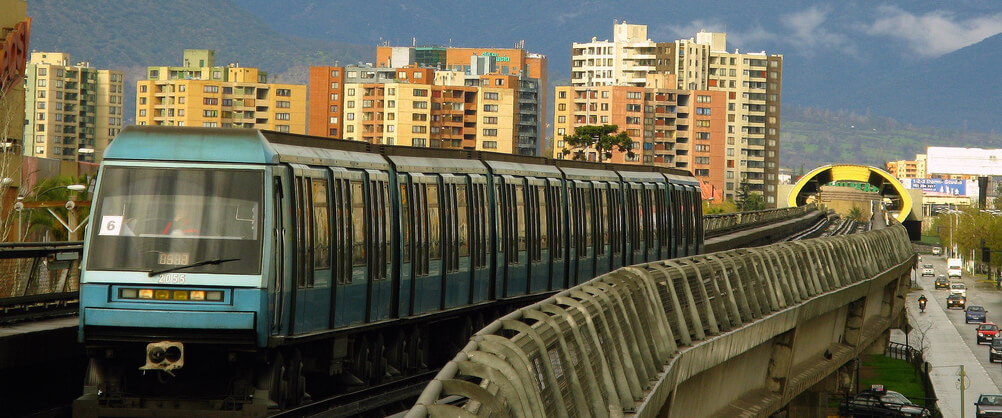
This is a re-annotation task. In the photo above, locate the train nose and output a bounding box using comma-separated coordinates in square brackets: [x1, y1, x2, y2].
[140, 341, 185, 374]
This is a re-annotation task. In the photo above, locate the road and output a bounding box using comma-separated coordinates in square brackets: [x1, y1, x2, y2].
[904, 252, 1002, 418]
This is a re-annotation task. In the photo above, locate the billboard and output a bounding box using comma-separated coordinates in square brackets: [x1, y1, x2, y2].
[927, 147, 1002, 175]
[900, 178, 968, 195]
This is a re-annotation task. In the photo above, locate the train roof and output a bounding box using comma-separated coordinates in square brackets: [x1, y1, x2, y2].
[104, 126, 279, 164]
[484, 160, 562, 177]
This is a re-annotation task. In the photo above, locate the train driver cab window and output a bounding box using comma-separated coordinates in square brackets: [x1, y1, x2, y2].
[88, 167, 263, 275]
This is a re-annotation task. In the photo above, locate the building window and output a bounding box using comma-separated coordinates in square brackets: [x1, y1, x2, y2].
[203, 122, 218, 127]
[204, 97, 218, 105]
[697, 132, 710, 139]
[484, 92, 499, 100]
[413, 89, 428, 97]
[203, 110, 218, 117]
[347, 101, 355, 108]
[558, 103, 566, 111]
[329, 128, 338, 136]
[483, 104, 498, 112]
[346, 113, 354, 120]
[413, 101, 428, 109]
[495, 79, 504, 86]
[558, 91, 566, 99]
[483, 116, 497, 124]
[626, 92, 641, 99]
[330, 93, 339, 100]
[386, 125, 395, 132]
[412, 113, 427, 121]
[412, 138, 427, 147]
[222, 98, 232, 106]
[482, 141, 498, 149]
[139, 97, 147, 105]
[697, 95, 712, 103]
[557, 116, 565, 123]
[277, 113, 291, 120]
[626, 104, 641, 112]
[387, 100, 395, 108]
[37, 68, 46, 76]
[277, 125, 290, 132]
[37, 102, 45, 109]
[346, 125, 354, 133]
[276, 89, 292, 96]
[330, 82, 340, 89]
[696, 107, 711, 115]
[482, 129, 497, 136]
[329, 117, 338, 124]
[412, 126, 427, 133]
[277, 101, 290, 108]
[204, 85, 219, 93]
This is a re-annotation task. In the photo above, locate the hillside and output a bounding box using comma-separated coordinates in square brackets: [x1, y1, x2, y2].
[781, 106, 1002, 171]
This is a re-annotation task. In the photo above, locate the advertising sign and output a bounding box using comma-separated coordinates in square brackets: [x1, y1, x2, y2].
[902, 178, 967, 195]
[927, 147, 1002, 176]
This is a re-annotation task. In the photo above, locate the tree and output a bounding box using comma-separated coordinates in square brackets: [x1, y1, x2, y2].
[735, 180, 766, 212]
[561, 124, 634, 162]
[23, 175, 92, 241]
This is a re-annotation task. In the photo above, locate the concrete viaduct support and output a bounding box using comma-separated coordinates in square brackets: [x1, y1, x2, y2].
[407, 225, 915, 417]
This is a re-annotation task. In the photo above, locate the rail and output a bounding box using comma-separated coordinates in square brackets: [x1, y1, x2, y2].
[704, 204, 818, 237]
[407, 224, 913, 417]
[0, 241, 82, 323]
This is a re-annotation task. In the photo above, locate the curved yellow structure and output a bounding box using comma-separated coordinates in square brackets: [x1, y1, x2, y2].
[787, 164, 912, 222]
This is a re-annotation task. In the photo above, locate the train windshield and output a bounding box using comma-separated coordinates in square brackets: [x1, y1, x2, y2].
[87, 166, 264, 275]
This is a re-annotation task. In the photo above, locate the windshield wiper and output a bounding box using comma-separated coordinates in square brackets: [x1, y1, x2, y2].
[148, 258, 241, 277]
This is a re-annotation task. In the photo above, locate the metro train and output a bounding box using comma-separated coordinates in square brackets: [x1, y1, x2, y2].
[75, 126, 703, 414]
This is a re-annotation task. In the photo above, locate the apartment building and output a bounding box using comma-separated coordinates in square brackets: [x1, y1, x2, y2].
[375, 45, 547, 155]
[886, 159, 921, 179]
[570, 22, 783, 205]
[136, 49, 306, 133]
[309, 63, 540, 155]
[23, 52, 123, 163]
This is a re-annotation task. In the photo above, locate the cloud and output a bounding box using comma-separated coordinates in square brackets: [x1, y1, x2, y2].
[863, 6, 1002, 56]
[779, 6, 852, 56]
[654, 20, 777, 50]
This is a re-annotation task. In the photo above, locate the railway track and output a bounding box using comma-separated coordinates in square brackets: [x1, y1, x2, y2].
[271, 370, 440, 418]
[0, 291, 78, 325]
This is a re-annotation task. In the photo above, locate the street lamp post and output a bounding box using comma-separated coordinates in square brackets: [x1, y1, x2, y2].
[15, 183, 88, 241]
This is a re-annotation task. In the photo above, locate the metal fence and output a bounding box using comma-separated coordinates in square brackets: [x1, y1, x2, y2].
[407, 224, 913, 417]
[0, 241, 83, 298]
[704, 204, 818, 237]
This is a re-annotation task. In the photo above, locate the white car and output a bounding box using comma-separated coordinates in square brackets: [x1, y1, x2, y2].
[951, 282, 967, 297]
[932, 247, 942, 255]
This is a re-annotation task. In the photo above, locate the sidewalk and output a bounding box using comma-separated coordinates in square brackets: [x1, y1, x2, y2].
[892, 290, 1001, 418]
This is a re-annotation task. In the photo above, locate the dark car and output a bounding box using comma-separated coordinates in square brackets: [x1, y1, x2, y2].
[979, 323, 1001, 344]
[840, 386, 931, 417]
[968, 305, 989, 323]
[935, 275, 950, 289]
[976, 394, 1002, 417]
[990, 340, 1002, 363]
[948, 293, 967, 309]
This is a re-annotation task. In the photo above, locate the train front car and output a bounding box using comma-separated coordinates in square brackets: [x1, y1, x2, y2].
[75, 126, 276, 416]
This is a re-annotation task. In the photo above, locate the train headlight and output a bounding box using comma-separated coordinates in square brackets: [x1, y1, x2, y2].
[139, 289, 154, 299]
[206, 291, 224, 301]
[154, 290, 170, 300]
[172, 290, 188, 301]
[189, 290, 205, 300]
[120, 288, 138, 299]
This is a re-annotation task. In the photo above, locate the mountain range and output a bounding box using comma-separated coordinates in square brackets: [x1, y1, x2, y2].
[24, 0, 1002, 170]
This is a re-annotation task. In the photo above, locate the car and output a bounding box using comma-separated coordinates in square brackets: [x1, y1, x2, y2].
[922, 263, 935, 276]
[935, 275, 950, 289]
[975, 394, 1002, 417]
[951, 282, 968, 297]
[839, 385, 931, 417]
[967, 305, 989, 323]
[989, 340, 1002, 363]
[932, 247, 942, 255]
[948, 293, 967, 309]
[978, 323, 1000, 344]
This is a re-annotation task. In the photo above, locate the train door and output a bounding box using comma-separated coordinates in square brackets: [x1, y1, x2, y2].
[655, 183, 670, 261]
[563, 180, 578, 287]
[441, 174, 472, 308]
[547, 179, 565, 290]
[527, 178, 549, 293]
[626, 183, 644, 265]
[685, 186, 697, 256]
[271, 167, 291, 335]
[470, 175, 490, 303]
[594, 181, 611, 276]
[409, 173, 443, 314]
[366, 170, 393, 322]
[500, 175, 528, 297]
[670, 185, 683, 258]
[694, 186, 705, 254]
[331, 168, 366, 327]
[290, 165, 332, 334]
[572, 180, 594, 285]
[396, 174, 413, 316]
[644, 184, 658, 262]
[609, 183, 624, 270]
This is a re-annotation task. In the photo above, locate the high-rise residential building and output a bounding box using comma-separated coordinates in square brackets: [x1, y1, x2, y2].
[136, 49, 306, 133]
[569, 22, 783, 206]
[23, 52, 123, 163]
[886, 159, 921, 179]
[309, 62, 541, 155]
[551, 75, 727, 199]
[374, 45, 547, 155]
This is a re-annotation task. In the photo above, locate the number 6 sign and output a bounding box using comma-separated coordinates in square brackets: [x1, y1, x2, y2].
[99, 215, 123, 236]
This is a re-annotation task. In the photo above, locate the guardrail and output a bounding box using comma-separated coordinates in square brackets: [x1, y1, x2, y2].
[0, 241, 83, 298]
[407, 224, 913, 417]
[704, 204, 818, 237]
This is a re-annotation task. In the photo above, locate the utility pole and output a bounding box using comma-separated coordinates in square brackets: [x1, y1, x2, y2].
[959, 365, 968, 418]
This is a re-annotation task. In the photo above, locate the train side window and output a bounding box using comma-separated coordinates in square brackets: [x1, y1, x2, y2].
[381, 181, 391, 280]
[537, 186, 547, 261]
[496, 182, 506, 257]
[399, 180, 410, 264]
[583, 187, 593, 250]
[550, 185, 562, 260]
[645, 187, 655, 246]
[427, 183, 441, 261]
[441, 182, 456, 272]
[473, 182, 487, 268]
[457, 184, 470, 258]
[608, 186, 621, 255]
[598, 186, 608, 255]
[333, 179, 348, 284]
[312, 179, 331, 270]
[295, 176, 315, 288]
[416, 183, 428, 275]
[350, 181, 366, 267]
[515, 183, 526, 254]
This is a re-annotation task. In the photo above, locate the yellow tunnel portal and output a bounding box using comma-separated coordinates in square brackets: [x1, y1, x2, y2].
[788, 164, 912, 223]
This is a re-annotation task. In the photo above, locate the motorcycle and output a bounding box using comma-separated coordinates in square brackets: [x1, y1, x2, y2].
[918, 298, 927, 313]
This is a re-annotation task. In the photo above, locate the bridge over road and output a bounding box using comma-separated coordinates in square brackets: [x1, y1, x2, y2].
[408, 224, 914, 417]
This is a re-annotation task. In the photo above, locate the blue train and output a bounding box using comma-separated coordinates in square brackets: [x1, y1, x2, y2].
[75, 126, 703, 415]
